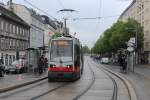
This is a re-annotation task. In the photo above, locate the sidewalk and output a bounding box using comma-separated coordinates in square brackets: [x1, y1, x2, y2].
[0, 72, 47, 92]
[101, 63, 150, 100]
[134, 65, 150, 80]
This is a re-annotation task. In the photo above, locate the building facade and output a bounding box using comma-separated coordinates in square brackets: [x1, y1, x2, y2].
[7, 4, 44, 49]
[0, 5, 30, 66]
[41, 15, 56, 47]
[119, 0, 150, 64]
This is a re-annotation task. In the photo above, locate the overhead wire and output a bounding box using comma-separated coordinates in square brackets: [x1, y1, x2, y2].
[70, 15, 120, 21]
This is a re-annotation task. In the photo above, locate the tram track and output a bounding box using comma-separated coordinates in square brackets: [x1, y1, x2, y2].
[0, 57, 136, 100]
[88, 58, 118, 100]
[0, 78, 70, 100]
[90, 57, 137, 100]
[0, 80, 48, 98]
[30, 59, 96, 100]
[30, 83, 69, 100]
[0, 58, 95, 100]
[0, 76, 47, 93]
[72, 60, 96, 100]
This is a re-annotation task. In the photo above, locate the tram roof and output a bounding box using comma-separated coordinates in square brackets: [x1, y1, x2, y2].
[52, 35, 79, 41]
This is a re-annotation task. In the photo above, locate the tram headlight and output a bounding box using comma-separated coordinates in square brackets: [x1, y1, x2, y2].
[67, 65, 73, 69]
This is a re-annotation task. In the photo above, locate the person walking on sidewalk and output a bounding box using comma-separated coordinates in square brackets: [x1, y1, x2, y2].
[37, 55, 45, 75]
[44, 57, 48, 71]
[122, 55, 127, 73]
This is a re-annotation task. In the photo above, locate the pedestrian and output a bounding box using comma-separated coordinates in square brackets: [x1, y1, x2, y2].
[122, 55, 127, 73]
[0, 57, 4, 65]
[118, 54, 123, 67]
[37, 55, 45, 75]
[44, 57, 48, 70]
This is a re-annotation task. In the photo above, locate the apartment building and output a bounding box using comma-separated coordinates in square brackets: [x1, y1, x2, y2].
[6, 3, 45, 49]
[41, 15, 57, 47]
[0, 5, 30, 66]
[119, 0, 150, 64]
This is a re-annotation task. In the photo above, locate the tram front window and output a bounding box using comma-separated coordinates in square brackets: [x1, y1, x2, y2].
[50, 40, 73, 62]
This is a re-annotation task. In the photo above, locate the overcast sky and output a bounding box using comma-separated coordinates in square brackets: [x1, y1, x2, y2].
[2, 0, 132, 48]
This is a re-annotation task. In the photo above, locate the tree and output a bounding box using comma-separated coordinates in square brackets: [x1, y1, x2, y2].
[52, 32, 62, 39]
[92, 18, 144, 54]
[82, 45, 90, 54]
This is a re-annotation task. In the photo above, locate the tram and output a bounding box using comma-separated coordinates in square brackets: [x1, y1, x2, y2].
[48, 35, 84, 81]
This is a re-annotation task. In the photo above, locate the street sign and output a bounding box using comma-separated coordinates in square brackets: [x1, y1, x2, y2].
[129, 37, 135, 43]
[127, 42, 134, 47]
[127, 46, 134, 52]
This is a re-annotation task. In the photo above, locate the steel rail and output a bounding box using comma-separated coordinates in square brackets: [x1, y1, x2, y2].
[31, 59, 95, 100]
[30, 83, 69, 100]
[90, 58, 118, 100]
[0, 76, 47, 93]
[72, 60, 96, 100]
[91, 58, 132, 100]
[0, 80, 48, 99]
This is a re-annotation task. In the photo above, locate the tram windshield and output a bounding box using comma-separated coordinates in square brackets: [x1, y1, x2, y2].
[50, 40, 73, 62]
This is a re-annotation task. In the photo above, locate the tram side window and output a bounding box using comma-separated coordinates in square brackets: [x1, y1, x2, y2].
[75, 45, 80, 66]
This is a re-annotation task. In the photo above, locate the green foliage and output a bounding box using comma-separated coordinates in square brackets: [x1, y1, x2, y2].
[92, 18, 144, 54]
[52, 32, 62, 39]
[82, 45, 90, 53]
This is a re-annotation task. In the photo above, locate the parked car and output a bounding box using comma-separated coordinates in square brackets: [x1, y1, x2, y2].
[8, 59, 26, 74]
[100, 57, 109, 64]
[0, 63, 5, 77]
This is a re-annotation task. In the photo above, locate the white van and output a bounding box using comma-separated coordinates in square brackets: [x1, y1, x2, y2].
[100, 57, 109, 64]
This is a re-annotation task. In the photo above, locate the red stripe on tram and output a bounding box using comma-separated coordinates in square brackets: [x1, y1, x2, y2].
[48, 66, 80, 72]
[48, 66, 73, 72]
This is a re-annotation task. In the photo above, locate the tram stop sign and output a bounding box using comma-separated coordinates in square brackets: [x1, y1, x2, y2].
[127, 46, 134, 52]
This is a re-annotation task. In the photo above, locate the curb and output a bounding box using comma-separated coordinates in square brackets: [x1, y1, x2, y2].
[0, 76, 48, 93]
[100, 65, 138, 100]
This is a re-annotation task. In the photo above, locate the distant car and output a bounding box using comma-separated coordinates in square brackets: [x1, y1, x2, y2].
[100, 57, 109, 64]
[8, 59, 26, 74]
[0, 63, 5, 77]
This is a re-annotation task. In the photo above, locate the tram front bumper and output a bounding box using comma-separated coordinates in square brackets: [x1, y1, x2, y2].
[48, 71, 79, 80]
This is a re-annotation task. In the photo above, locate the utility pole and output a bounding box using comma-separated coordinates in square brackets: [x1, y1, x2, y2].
[58, 9, 76, 36]
[64, 18, 67, 35]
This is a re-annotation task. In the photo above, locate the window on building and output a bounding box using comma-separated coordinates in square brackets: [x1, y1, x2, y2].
[9, 23, 12, 32]
[6, 39, 9, 50]
[0, 20, 3, 30]
[13, 39, 15, 49]
[146, 42, 149, 47]
[13, 55, 15, 61]
[5, 22, 8, 32]
[13, 25, 15, 34]
[9, 55, 12, 66]
[0, 38, 2, 50]
[22, 29, 24, 36]
[16, 26, 18, 35]
[5, 54, 8, 66]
